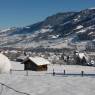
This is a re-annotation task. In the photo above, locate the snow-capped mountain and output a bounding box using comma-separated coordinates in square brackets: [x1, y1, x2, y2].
[0, 8, 95, 49]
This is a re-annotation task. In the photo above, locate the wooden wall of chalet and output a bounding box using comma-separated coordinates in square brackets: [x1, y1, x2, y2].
[24, 60, 47, 71]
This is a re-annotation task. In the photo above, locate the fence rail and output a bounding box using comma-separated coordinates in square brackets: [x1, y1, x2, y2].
[0, 82, 31, 95]
[10, 69, 95, 77]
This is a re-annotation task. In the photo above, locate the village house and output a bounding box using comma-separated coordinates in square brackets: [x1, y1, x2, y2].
[22, 57, 51, 71]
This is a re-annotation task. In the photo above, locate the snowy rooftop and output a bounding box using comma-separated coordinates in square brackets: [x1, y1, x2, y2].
[28, 57, 51, 65]
[78, 53, 85, 59]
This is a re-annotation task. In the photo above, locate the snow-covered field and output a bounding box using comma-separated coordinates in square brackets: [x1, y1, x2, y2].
[0, 61, 95, 95]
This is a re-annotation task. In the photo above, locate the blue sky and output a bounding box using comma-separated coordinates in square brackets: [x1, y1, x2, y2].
[0, 0, 95, 28]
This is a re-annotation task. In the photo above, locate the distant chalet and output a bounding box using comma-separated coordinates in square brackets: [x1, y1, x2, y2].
[22, 57, 51, 71]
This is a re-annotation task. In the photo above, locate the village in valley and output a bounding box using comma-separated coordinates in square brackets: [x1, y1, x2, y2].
[0, 41, 95, 73]
[1, 40, 95, 67]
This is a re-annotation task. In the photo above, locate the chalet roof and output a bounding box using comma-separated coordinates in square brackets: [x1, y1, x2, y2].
[25, 57, 51, 66]
[78, 53, 89, 61]
[78, 53, 85, 59]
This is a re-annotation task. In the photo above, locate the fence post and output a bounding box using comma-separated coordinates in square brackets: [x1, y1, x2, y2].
[53, 69, 55, 76]
[81, 71, 84, 77]
[26, 70, 28, 76]
[63, 70, 66, 75]
[10, 69, 12, 74]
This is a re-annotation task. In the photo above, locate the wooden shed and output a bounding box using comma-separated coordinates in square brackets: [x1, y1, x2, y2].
[22, 57, 50, 71]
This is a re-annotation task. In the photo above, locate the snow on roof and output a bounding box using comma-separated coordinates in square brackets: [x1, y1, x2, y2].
[28, 57, 51, 66]
[78, 53, 85, 59]
[78, 53, 89, 60]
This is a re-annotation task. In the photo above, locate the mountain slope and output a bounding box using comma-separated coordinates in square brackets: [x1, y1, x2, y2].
[0, 8, 95, 49]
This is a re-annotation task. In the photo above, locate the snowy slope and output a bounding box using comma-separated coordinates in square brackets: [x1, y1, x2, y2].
[0, 8, 95, 49]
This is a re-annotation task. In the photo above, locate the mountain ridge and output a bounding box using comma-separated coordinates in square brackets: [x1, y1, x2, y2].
[0, 8, 95, 49]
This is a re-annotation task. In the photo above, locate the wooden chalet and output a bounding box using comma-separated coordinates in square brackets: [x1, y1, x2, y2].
[22, 57, 50, 71]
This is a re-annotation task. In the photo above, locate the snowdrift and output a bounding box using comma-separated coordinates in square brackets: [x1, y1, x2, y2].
[0, 53, 11, 73]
